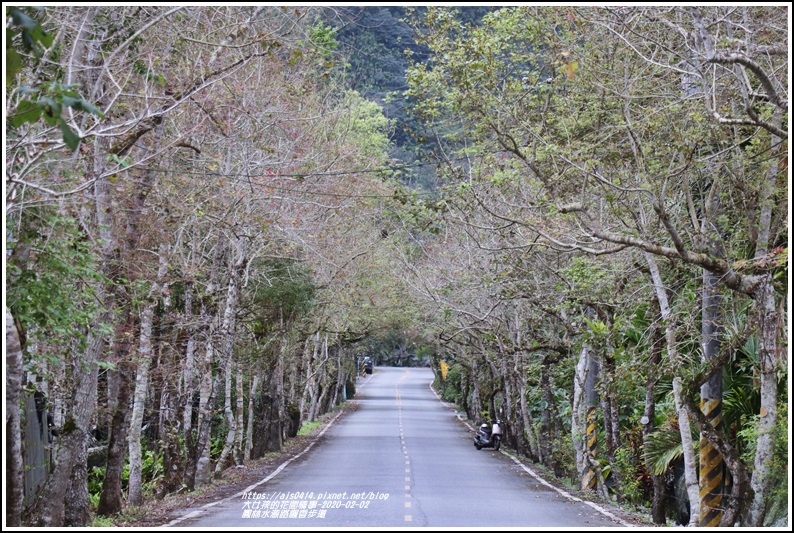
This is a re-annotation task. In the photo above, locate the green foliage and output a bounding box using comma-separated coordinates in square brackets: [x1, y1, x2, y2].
[735, 414, 760, 465]
[7, 7, 103, 151]
[131, 59, 167, 86]
[86, 448, 162, 512]
[209, 435, 224, 462]
[560, 257, 612, 304]
[763, 400, 788, 526]
[307, 20, 338, 58]
[643, 424, 700, 476]
[139, 448, 164, 496]
[88, 466, 105, 509]
[722, 338, 762, 459]
[297, 420, 321, 435]
[6, 211, 108, 367]
[89, 514, 117, 527]
[245, 258, 317, 337]
[435, 361, 464, 404]
[6, 6, 53, 83]
[584, 316, 609, 337]
[389, 186, 446, 236]
[8, 80, 102, 150]
[336, 90, 393, 160]
[613, 445, 645, 507]
[550, 432, 577, 482]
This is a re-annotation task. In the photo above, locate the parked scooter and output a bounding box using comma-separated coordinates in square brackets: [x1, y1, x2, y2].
[473, 419, 502, 451]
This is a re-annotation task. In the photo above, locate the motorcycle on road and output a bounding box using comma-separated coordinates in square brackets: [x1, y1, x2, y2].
[473, 419, 502, 451]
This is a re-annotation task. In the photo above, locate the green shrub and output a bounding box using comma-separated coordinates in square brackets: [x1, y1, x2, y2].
[613, 445, 645, 507]
[437, 362, 463, 404]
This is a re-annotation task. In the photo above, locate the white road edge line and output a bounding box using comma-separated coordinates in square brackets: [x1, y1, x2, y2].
[164, 373, 382, 526]
[428, 379, 635, 528]
[163, 410, 345, 527]
[502, 453, 635, 527]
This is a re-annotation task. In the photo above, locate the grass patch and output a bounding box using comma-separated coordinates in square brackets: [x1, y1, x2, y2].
[297, 420, 321, 436]
[88, 505, 148, 527]
[89, 515, 116, 527]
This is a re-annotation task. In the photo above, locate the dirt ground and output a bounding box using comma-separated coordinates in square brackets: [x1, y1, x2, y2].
[114, 405, 356, 528]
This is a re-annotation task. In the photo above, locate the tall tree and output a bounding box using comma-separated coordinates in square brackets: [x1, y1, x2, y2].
[403, 5, 787, 524]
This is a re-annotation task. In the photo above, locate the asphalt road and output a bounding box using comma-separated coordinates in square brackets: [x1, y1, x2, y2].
[166, 366, 635, 528]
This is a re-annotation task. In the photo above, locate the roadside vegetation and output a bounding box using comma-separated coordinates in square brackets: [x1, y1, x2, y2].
[6, 5, 787, 528]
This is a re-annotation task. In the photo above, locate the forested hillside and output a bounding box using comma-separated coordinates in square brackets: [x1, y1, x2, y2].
[5, 5, 789, 528]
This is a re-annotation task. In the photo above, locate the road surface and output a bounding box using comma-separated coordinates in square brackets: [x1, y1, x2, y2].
[166, 366, 635, 528]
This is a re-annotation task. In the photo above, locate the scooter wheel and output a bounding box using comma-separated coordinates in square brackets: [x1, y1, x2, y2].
[474, 442, 482, 450]
[494, 437, 501, 451]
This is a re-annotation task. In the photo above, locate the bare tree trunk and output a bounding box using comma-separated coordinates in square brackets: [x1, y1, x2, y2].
[234, 364, 245, 464]
[181, 282, 196, 434]
[98, 138, 166, 516]
[469, 369, 482, 424]
[646, 252, 701, 526]
[159, 340, 186, 499]
[498, 355, 515, 448]
[245, 374, 260, 461]
[517, 378, 540, 462]
[214, 360, 237, 476]
[540, 357, 555, 471]
[187, 244, 226, 488]
[645, 315, 667, 525]
[744, 276, 781, 526]
[127, 330, 154, 506]
[302, 332, 324, 421]
[33, 11, 107, 524]
[308, 334, 330, 421]
[184, 335, 214, 490]
[256, 339, 287, 454]
[753, 108, 782, 259]
[191, 236, 247, 486]
[299, 333, 318, 420]
[314, 384, 329, 422]
[34, 130, 113, 525]
[127, 244, 169, 506]
[5, 307, 24, 527]
[34, 330, 102, 526]
[572, 347, 586, 482]
[329, 347, 344, 409]
[743, 109, 783, 527]
[574, 346, 603, 493]
[599, 350, 623, 501]
[272, 337, 287, 450]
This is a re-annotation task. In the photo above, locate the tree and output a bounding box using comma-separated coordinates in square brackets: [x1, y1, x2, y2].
[6, 4, 407, 523]
[403, 5, 787, 524]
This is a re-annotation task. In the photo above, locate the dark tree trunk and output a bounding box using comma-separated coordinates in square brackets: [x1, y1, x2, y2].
[31, 329, 101, 527]
[539, 358, 554, 470]
[96, 306, 137, 516]
[646, 317, 667, 525]
[600, 351, 623, 502]
[29, 422, 89, 526]
[158, 342, 186, 498]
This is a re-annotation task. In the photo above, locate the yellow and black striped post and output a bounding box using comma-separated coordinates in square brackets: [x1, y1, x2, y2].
[699, 397, 724, 527]
[582, 405, 598, 491]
